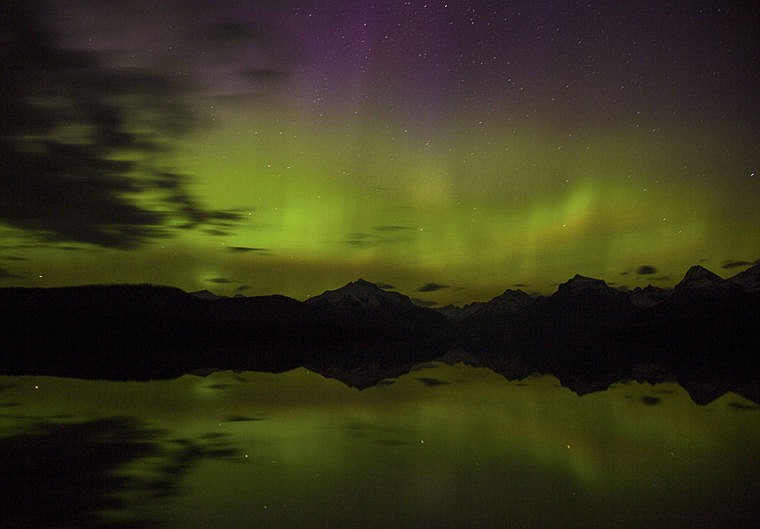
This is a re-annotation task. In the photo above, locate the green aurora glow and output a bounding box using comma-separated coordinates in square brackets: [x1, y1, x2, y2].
[7, 110, 758, 304]
[1, 2, 758, 305]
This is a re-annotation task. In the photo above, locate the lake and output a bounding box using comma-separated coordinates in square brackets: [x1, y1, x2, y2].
[1, 362, 758, 528]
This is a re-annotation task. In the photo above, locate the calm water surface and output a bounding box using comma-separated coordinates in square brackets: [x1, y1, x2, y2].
[1, 362, 758, 528]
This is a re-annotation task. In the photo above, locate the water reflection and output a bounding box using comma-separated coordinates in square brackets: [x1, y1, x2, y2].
[0, 416, 235, 528]
[0, 363, 758, 528]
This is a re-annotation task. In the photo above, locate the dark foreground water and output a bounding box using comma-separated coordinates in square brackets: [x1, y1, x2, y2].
[1, 362, 758, 529]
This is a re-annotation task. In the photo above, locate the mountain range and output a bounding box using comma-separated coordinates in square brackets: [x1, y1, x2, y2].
[1, 263, 758, 404]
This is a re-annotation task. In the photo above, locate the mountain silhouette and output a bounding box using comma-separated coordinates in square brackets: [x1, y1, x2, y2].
[728, 261, 760, 292]
[189, 289, 225, 300]
[306, 279, 450, 334]
[1, 265, 758, 403]
[675, 265, 725, 290]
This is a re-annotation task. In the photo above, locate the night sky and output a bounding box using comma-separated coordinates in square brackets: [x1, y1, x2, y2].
[1, 0, 758, 305]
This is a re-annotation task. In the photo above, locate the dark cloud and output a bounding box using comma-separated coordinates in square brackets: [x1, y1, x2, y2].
[206, 278, 233, 284]
[1, 256, 28, 261]
[417, 283, 450, 292]
[0, 4, 244, 250]
[512, 283, 528, 288]
[344, 238, 377, 248]
[234, 285, 251, 295]
[223, 414, 266, 422]
[227, 246, 269, 253]
[620, 271, 630, 276]
[653, 276, 670, 281]
[637, 265, 657, 275]
[0, 268, 22, 280]
[343, 232, 382, 248]
[722, 260, 754, 269]
[204, 229, 231, 236]
[48, 1, 294, 97]
[0, 243, 67, 251]
[375, 283, 395, 290]
[0, 243, 81, 253]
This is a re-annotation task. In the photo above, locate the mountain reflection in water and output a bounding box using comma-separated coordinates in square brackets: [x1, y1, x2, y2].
[1, 363, 758, 529]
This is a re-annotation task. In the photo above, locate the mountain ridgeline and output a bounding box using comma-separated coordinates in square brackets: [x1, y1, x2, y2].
[1, 264, 759, 404]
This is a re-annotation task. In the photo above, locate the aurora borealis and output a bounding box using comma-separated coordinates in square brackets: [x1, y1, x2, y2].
[1, 1, 758, 305]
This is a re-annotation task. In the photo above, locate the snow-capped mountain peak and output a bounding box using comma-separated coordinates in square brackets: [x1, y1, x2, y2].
[674, 265, 725, 290]
[306, 279, 413, 309]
